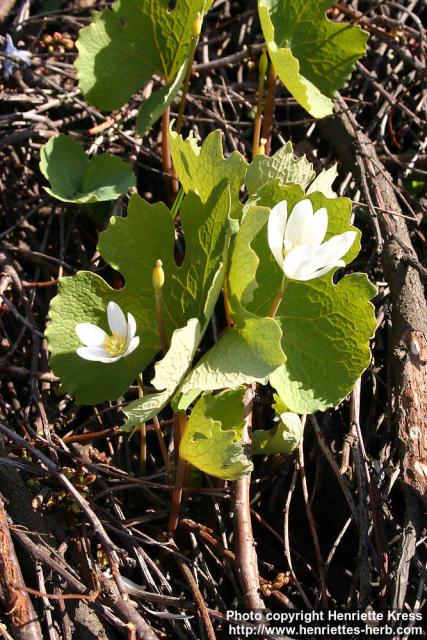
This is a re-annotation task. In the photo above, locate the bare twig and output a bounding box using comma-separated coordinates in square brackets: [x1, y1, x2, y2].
[0, 422, 129, 602]
[172, 543, 216, 640]
[283, 466, 313, 609]
[298, 431, 328, 608]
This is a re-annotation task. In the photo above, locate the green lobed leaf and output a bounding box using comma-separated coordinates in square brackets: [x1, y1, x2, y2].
[123, 318, 201, 429]
[98, 181, 232, 335]
[169, 127, 248, 215]
[270, 274, 377, 413]
[180, 389, 253, 480]
[307, 164, 338, 198]
[179, 314, 285, 398]
[136, 62, 187, 136]
[227, 204, 270, 307]
[123, 240, 230, 428]
[75, 0, 205, 111]
[46, 183, 231, 404]
[40, 135, 135, 204]
[252, 412, 302, 455]
[246, 142, 315, 195]
[178, 204, 286, 403]
[272, 393, 289, 415]
[258, 0, 368, 118]
[234, 185, 375, 413]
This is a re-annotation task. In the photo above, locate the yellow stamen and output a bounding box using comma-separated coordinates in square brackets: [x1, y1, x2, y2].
[104, 333, 126, 357]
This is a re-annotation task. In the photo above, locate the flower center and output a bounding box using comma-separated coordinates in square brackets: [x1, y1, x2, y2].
[104, 333, 126, 356]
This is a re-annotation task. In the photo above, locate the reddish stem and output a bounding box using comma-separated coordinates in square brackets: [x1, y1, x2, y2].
[161, 107, 178, 199]
[261, 64, 277, 156]
[252, 63, 266, 159]
[168, 411, 188, 534]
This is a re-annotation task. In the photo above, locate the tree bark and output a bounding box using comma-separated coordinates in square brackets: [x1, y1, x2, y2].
[319, 106, 427, 505]
[0, 497, 43, 640]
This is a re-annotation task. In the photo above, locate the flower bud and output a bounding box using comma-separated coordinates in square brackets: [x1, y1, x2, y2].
[192, 12, 202, 38]
[258, 49, 268, 79]
[152, 259, 165, 291]
[257, 138, 267, 156]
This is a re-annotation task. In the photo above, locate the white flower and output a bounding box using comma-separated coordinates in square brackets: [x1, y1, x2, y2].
[75, 301, 139, 363]
[268, 199, 356, 281]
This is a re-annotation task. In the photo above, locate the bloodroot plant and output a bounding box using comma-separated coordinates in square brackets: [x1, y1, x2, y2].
[46, 130, 376, 497]
[41, 0, 374, 597]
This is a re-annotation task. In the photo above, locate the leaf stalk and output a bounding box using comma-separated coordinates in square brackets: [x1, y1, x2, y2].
[261, 62, 277, 156]
[138, 375, 147, 475]
[252, 49, 268, 160]
[161, 107, 178, 198]
[168, 410, 188, 534]
[268, 276, 287, 318]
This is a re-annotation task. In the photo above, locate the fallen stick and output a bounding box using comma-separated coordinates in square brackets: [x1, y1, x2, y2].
[319, 99, 427, 505]
[0, 497, 43, 640]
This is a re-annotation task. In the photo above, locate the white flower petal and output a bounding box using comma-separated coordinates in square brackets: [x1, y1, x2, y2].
[76, 346, 121, 363]
[310, 208, 328, 245]
[292, 267, 331, 281]
[126, 312, 137, 344]
[107, 301, 127, 336]
[310, 260, 345, 280]
[311, 231, 356, 268]
[284, 199, 313, 252]
[75, 323, 107, 346]
[123, 335, 140, 357]
[268, 200, 288, 267]
[283, 245, 319, 281]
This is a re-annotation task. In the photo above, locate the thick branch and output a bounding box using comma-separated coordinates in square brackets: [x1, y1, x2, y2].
[319, 105, 427, 505]
[0, 498, 43, 640]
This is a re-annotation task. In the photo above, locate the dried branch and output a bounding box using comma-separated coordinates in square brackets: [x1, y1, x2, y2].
[0, 498, 43, 640]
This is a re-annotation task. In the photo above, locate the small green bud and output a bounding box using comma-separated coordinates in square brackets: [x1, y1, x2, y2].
[192, 12, 202, 38]
[152, 259, 165, 291]
[257, 138, 267, 156]
[259, 49, 268, 79]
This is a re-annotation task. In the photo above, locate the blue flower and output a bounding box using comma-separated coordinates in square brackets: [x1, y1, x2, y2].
[3, 34, 32, 79]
